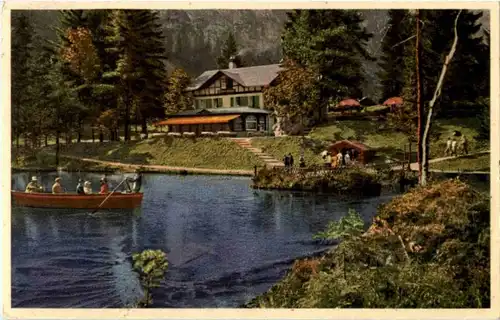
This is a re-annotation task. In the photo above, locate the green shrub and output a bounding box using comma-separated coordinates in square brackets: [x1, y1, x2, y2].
[132, 249, 169, 307]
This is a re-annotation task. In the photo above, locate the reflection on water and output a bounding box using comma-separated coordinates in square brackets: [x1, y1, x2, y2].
[12, 172, 395, 308]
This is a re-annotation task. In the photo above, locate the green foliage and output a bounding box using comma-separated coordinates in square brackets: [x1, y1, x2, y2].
[282, 10, 373, 102]
[132, 249, 169, 307]
[103, 10, 168, 139]
[381, 10, 489, 119]
[246, 179, 490, 308]
[253, 166, 381, 196]
[313, 209, 364, 241]
[378, 10, 413, 100]
[476, 97, 490, 141]
[216, 31, 242, 69]
[263, 58, 320, 125]
[164, 68, 194, 114]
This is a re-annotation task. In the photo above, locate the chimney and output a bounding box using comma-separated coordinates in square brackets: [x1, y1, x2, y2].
[228, 55, 237, 69]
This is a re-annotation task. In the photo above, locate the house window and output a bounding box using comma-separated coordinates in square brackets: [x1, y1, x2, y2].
[227, 78, 233, 89]
[213, 98, 223, 108]
[236, 96, 248, 106]
[195, 99, 200, 109]
[221, 77, 226, 89]
[204, 98, 212, 109]
[231, 97, 235, 107]
[259, 116, 266, 131]
[246, 115, 257, 131]
[250, 95, 260, 108]
[234, 117, 243, 131]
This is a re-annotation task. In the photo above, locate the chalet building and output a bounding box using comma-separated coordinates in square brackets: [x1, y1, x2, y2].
[156, 58, 283, 136]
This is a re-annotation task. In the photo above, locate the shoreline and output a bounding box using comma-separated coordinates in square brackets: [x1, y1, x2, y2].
[12, 154, 254, 177]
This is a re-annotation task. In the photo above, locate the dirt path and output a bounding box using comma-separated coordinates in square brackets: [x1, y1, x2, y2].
[49, 154, 254, 176]
[390, 150, 490, 172]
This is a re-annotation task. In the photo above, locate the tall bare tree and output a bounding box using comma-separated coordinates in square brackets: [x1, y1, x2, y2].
[420, 10, 462, 185]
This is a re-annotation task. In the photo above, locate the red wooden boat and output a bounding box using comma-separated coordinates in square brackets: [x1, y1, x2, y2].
[11, 191, 143, 209]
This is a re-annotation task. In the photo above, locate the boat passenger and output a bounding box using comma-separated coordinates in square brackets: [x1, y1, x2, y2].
[99, 177, 109, 194]
[52, 177, 63, 194]
[25, 176, 43, 193]
[83, 181, 93, 194]
[76, 179, 85, 195]
[127, 170, 143, 193]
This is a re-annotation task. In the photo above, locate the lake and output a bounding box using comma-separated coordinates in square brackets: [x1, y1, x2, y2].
[11, 172, 395, 308]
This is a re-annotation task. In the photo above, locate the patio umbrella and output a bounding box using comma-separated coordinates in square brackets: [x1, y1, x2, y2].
[337, 99, 361, 108]
[383, 97, 403, 106]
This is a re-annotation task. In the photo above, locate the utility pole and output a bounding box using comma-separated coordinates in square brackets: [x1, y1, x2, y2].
[416, 9, 424, 183]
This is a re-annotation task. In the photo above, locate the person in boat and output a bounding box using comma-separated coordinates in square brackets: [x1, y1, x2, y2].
[126, 170, 143, 193]
[25, 176, 43, 193]
[52, 177, 63, 194]
[76, 179, 85, 195]
[99, 177, 109, 194]
[83, 181, 93, 195]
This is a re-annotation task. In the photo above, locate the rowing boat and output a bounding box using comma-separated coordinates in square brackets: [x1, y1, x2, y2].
[11, 191, 143, 209]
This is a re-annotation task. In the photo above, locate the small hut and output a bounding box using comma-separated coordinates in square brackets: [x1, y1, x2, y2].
[328, 140, 376, 165]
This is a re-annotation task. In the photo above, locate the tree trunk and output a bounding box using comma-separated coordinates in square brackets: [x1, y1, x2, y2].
[421, 10, 461, 185]
[55, 130, 60, 167]
[92, 128, 95, 143]
[99, 130, 104, 143]
[416, 9, 424, 183]
[124, 91, 131, 141]
[141, 115, 148, 139]
[45, 135, 48, 147]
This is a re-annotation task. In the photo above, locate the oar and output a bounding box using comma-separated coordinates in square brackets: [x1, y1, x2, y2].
[91, 178, 127, 214]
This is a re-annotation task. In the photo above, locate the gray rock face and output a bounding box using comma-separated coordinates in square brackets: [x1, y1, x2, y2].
[26, 9, 490, 98]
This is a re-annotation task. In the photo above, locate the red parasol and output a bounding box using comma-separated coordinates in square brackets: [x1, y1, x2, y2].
[383, 97, 403, 106]
[337, 99, 361, 108]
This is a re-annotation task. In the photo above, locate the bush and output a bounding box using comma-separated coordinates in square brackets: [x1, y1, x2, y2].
[246, 179, 489, 308]
[132, 249, 169, 307]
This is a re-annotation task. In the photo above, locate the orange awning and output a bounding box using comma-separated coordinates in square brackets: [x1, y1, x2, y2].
[155, 114, 240, 126]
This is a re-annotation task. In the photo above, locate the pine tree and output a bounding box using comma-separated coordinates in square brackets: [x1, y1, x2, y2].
[378, 10, 413, 100]
[216, 31, 242, 69]
[104, 9, 167, 140]
[11, 12, 34, 151]
[281, 10, 373, 110]
[421, 10, 488, 117]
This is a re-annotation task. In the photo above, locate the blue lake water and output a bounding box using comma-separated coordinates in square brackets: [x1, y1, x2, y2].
[11, 172, 395, 308]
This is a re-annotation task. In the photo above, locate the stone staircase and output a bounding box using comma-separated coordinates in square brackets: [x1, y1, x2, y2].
[231, 138, 284, 168]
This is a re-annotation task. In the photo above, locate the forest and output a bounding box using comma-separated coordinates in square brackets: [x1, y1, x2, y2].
[11, 9, 490, 160]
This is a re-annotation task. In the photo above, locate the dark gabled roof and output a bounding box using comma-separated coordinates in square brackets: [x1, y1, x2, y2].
[329, 140, 372, 151]
[185, 64, 283, 92]
[165, 107, 271, 118]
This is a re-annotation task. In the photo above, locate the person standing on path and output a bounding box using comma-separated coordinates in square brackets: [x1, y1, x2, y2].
[288, 153, 294, 168]
[444, 137, 452, 156]
[283, 154, 290, 168]
[451, 139, 458, 156]
[461, 136, 469, 155]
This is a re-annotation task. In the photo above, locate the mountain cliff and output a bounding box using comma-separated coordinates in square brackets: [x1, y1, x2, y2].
[25, 9, 491, 98]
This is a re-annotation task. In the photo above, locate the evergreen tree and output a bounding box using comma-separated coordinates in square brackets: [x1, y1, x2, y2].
[378, 10, 413, 100]
[11, 12, 34, 151]
[216, 31, 242, 69]
[104, 9, 167, 140]
[421, 10, 488, 117]
[281, 10, 373, 112]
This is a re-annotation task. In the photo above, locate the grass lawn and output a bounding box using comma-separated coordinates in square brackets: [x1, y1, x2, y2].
[36, 136, 263, 170]
[251, 136, 325, 166]
[430, 153, 490, 172]
[307, 116, 487, 162]
[251, 116, 487, 166]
